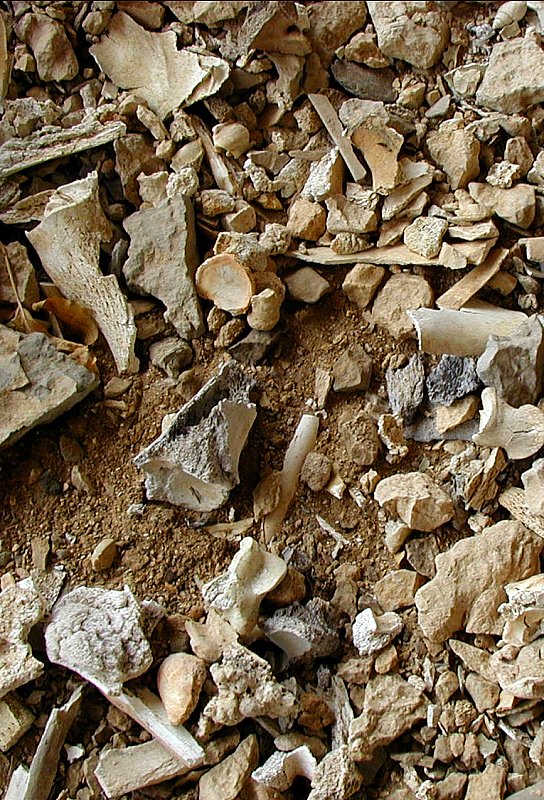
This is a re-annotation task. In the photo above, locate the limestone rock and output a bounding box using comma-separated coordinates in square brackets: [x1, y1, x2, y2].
[202, 537, 286, 637]
[185, 609, 238, 664]
[427, 124, 481, 190]
[201, 644, 298, 727]
[307, 1, 368, 66]
[0, 693, 34, 751]
[199, 735, 259, 800]
[302, 148, 344, 202]
[505, 136, 534, 177]
[386, 354, 425, 421]
[0, 578, 45, 699]
[473, 387, 544, 459]
[374, 570, 422, 611]
[415, 520, 542, 642]
[134, 361, 257, 511]
[149, 337, 193, 380]
[404, 216, 448, 258]
[367, 1, 450, 69]
[332, 345, 373, 392]
[522, 459, 544, 515]
[287, 197, 326, 240]
[372, 273, 433, 339]
[405, 536, 439, 578]
[114, 133, 165, 206]
[465, 672, 500, 713]
[17, 13, 78, 82]
[157, 653, 207, 726]
[476, 316, 544, 407]
[301, 452, 332, 492]
[350, 673, 427, 761]
[0, 242, 39, 308]
[448, 221, 498, 241]
[382, 160, 434, 221]
[476, 35, 544, 114]
[426, 355, 480, 406]
[263, 598, 339, 663]
[285, 267, 330, 303]
[307, 745, 362, 800]
[435, 395, 480, 434]
[465, 762, 507, 800]
[339, 410, 380, 466]
[0, 326, 99, 450]
[352, 608, 403, 656]
[342, 263, 385, 310]
[468, 182, 535, 228]
[44, 586, 153, 694]
[374, 472, 454, 532]
[490, 639, 544, 700]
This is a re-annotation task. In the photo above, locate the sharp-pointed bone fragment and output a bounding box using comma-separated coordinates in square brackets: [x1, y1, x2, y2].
[90, 12, 229, 119]
[26, 172, 138, 374]
[308, 94, 366, 182]
[202, 537, 287, 637]
[264, 414, 319, 542]
[409, 302, 528, 356]
[436, 248, 508, 310]
[134, 361, 256, 511]
[0, 116, 126, 180]
[473, 387, 544, 459]
[252, 745, 317, 790]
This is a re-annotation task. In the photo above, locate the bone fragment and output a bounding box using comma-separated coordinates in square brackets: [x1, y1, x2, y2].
[436, 247, 508, 310]
[308, 93, 366, 182]
[196, 253, 255, 314]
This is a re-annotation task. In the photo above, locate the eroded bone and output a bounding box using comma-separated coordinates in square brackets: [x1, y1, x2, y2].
[499, 575, 544, 646]
[473, 387, 544, 459]
[252, 745, 317, 791]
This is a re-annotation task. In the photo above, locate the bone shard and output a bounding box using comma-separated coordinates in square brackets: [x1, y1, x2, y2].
[252, 745, 317, 791]
[473, 387, 544, 459]
[44, 585, 154, 694]
[202, 537, 287, 637]
[499, 575, 544, 646]
[134, 361, 256, 511]
[26, 171, 138, 374]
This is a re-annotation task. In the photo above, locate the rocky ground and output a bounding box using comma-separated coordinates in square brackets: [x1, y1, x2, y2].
[4, 0, 544, 798]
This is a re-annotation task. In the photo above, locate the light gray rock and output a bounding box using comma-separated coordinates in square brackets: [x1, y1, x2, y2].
[0, 326, 99, 449]
[263, 598, 339, 663]
[476, 316, 544, 407]
[349, 673, 427, 761]
[44, 586, 153, 694]
[476, 35, 544, 114]
[367, 1, 450, 69]
[415, 520, 542, 642]
[352, 608, 403, 656]
[0, 578, 45, 699]
[386, 353, 425, 420]
[426, 355, 480, 406]
[285, 267, 330, 303]
[123, 195, 203, 339]
[134, 361, 256, 511]
[372, 273, 434, 338]
[149, 337, 192, 380]
[403, 216, 448, 258]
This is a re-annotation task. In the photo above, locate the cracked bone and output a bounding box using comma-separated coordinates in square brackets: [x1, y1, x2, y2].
[499, 575, 544, 646]
[201, 537, 287, 637]
[473, 387, 544, 459]
[134, 361, 256, 511]
[252, 745, 317, 791]
[26, 172, 138, 374]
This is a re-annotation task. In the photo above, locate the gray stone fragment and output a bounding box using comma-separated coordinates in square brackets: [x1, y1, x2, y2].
[426, 355, 480, 406]
[149, 337, 192, 380]
[229, 327, 283, 366]
[405, 535, 438, 578]
[134, 361, 256, 510]
[0, 326, 99, 450]
[262, 598, 340, 664]
[332, 345, 372, 392]
[123, 195, 203, 339]
[331, 61, 397, 102]
[386, 354, 425, 420]
[476, 316, 544, 407]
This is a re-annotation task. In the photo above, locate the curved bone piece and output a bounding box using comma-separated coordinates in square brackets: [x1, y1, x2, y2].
[473, 387, 544, 459]
[252, 745, 317, 791]
[26, 172, 138, 374]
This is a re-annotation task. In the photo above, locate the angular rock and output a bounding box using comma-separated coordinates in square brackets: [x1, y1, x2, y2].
[372, 273, 434, 339]
[149, 337, 192, 380]
[374, 472, 454, 532]
[201, 644, 297, 727]
[367, 1, 450, 69]
[448, 220, 498, 241]
[262, 598, 339, 663]
[332, 345, 372, 392]
[382, 160, 434, 221]
[302, 147, 344, 202]
[490, 639, 544, 700]
[307, 1, 368, 66]
[386, 354, 425, 421]
[157, 653, 207, 726]
[123, 195, 203, 339]
[351, 120, 403, 192]
[352, 608, 403, 656]
[473, 387, 544, 459]
[287, 197, 326, 240]
[435, 395, 480, 434]
[331, 61, 397, 103]
[427, 123, 481, 190]
[476, 35, 544, 114]
[0, 578, 45, 699]
[405, 536, 439, 579]
[468, 182, 535, 229]
[350, 673, 427, 761]
[114, 133, 165, 206]
[0, 694, 34, 751]
[339, 409, 380, 466]
[476, 316, 544, 407]
[134, 361, 256, 511]
[342, 263, 385, 310]
[404, 216, 448, 258]
[0, 326, 99, 449]
[415, 520, 542, 642]
[199, 735, 259, 800]
[285, 267, 330, 303]
[465, 762, 507, 800]
[465, 672, 500, 713]
[202, 537, 287, 637]
[500, 574, 544, 646]
[522, 459, 544, 516]
[505, 136, 534, 178]
[374, 570, 422, 611]
[307, 745, 362, 800]
[426, 355, 480, 406]
[45, 586, 153, 694]
[0, 242, 39, 308]
[17, 13, 78, 82]
[326, 189, 380, 236]
[185, 609, 238, 664]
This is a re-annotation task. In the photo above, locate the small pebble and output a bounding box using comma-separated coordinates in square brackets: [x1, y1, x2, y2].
[90, 538, 118, 571]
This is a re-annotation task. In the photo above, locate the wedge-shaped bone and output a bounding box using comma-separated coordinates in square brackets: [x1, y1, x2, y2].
[473, 387, 544, 459]
[252, 745, 317, 791]
[202, 537, 287, 636]
[26, 172, 138, 374]
[134, 361, 256, 511]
